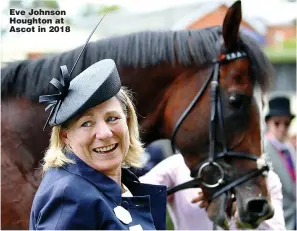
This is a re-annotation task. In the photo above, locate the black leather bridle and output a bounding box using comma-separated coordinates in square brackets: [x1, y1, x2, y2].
[167, 49, 269, 204]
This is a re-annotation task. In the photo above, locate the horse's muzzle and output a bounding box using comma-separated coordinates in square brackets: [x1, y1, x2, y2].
[239, 197, 274, 227]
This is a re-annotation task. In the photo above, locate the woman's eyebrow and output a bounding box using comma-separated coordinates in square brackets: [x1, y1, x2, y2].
[79, 112, 94, 119]
[78, 110, 122, 120]
[105, 110, 121, 114]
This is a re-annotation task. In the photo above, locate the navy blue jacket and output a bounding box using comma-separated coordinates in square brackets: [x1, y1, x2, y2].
[29, 153, 167, 230]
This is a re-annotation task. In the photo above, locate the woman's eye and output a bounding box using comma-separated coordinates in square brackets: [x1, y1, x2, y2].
[81, 121, 92, 127]
[107, 116, 118, 122]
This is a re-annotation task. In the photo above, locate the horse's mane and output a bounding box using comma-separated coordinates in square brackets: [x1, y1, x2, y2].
[1, 27, 273, 101]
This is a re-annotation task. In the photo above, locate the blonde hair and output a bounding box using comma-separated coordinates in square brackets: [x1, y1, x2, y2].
[42, 87, 144, 172]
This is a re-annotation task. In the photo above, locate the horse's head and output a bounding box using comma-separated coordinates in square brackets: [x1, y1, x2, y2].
[161, 1, 274, 229]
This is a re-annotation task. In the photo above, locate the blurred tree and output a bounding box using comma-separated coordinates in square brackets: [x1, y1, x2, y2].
[82, 4, 98, 16]
[44, 1, 59, 9]
[8, 0, 23, 8]
[32, 0, 59, 9]
[98, 5, 120, 15]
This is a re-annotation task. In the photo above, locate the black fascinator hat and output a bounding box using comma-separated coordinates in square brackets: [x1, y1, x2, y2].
[39, 15, 121, 130]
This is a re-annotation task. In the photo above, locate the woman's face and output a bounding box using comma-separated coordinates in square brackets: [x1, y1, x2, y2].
[64, 96, 130, 177]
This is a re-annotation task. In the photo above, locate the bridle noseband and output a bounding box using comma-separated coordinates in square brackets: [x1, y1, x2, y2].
[167, 48, 269, 203]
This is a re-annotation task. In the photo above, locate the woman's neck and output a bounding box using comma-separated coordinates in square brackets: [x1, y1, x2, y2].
[105, 166, 122, 188]
[110, 172, 126, 193]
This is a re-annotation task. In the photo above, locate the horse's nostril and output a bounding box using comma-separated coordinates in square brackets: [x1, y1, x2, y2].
[247, 199, 269, 217]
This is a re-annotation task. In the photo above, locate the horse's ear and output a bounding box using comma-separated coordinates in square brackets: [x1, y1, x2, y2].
[222, 0, 242, 51]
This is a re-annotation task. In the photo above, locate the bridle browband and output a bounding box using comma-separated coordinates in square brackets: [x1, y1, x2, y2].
[167, 48, 269, 203]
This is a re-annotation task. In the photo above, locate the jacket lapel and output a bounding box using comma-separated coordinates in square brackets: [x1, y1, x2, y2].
[63, 151, 122, 204]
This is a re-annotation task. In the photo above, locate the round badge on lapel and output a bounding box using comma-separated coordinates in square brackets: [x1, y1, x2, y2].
[113, 206, 132, 224]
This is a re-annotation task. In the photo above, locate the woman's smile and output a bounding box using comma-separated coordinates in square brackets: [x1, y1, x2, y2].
[93, 143, 119, 154]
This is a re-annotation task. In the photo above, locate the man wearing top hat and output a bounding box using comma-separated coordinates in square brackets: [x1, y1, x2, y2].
[264, 96, 296, 230]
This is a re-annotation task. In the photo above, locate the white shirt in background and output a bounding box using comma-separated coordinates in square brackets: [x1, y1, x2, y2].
[140, 154, 286, 230]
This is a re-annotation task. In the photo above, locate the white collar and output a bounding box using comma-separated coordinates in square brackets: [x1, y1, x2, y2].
[266, 133, 290, 151]
[122, 184, 133, 197]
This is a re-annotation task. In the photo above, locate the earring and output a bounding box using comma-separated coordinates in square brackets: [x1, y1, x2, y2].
[61, 131, 67, 138]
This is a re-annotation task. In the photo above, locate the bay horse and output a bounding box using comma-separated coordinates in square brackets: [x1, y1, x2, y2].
[1, 1, 274, 229]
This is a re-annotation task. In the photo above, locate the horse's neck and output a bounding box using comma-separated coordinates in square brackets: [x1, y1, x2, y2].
[1, 97, 48, 171]
[119, 65, 197, 144]
[150, 65, 214, 146]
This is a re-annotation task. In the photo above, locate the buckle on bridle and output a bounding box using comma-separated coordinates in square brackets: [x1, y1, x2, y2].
[197, 161, 224, 188]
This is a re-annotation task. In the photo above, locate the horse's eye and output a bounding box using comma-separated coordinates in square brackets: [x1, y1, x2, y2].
[229, 93, 243, 109]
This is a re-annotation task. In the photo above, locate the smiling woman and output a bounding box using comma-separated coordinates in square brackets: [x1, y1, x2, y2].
[43, 88, 144, 176]
[29, 59, 167, 230]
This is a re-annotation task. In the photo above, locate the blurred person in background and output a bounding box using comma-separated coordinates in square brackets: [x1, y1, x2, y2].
[288, 117, 296, 151]
[140, 153, 286, 230]
[131, 141, 169, 177]
[264, 96, 296, 230]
